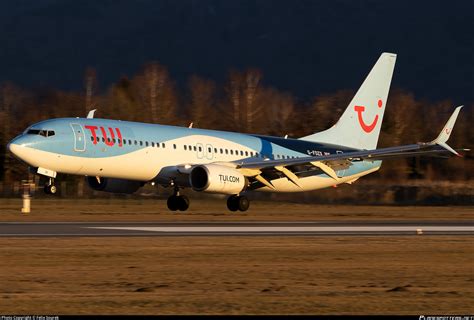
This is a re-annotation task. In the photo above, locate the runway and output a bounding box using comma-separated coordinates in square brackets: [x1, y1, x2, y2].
[0, 221, 472, 237]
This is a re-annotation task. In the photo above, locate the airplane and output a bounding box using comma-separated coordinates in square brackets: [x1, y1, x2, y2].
[7, 52, 468, 212]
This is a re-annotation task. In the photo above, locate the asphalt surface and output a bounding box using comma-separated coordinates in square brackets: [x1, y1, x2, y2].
[0, 221, 472, 237]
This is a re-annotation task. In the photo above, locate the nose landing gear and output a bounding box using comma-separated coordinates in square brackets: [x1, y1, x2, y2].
[44, 178, 57, 195]
[227, 195, 249, 212]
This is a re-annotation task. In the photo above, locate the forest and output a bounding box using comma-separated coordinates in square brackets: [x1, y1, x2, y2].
[0, 62, 472, 201]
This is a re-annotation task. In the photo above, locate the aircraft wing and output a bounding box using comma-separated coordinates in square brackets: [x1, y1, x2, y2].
[234, 106, 468, 185]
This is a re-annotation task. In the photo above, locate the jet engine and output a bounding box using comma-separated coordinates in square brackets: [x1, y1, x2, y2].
[189, 164, 246, 194]
[86, 176, 143, 194]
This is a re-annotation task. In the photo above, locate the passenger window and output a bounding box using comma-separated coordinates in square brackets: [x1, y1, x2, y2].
[198, 146, 202, 152]
[151, 142, 154, 147]
[225, 149, 228, 154]
[162, 143, 166, 148]
[220, 148, 223, 154]
[193, 146, 197, 151]
[214, 148, 217, 153]
[245, 151, 248, 156]
[90, 136, 94, 142]
[184, 145, 187, 150]
[230, 150, 233, 155]
[145, 141, 149, 147]
[173, 144, 176, 149]
[208, 147, 211, 153]
[140, 141, 143, 146]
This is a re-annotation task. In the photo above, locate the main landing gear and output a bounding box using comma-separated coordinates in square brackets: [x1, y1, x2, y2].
[165, 180, 249, 212]
[227, 195, 250, 212]
[44, 178, 57, 195]
[167, 194, 189, 211]
[167, 183, 189, 211]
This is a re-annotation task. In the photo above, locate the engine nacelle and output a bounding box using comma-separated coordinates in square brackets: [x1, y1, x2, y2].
[189, 164, 246, 194]
[86, 177, 143, 194]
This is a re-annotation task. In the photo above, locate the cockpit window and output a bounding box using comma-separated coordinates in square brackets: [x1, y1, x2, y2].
[26, 129, 55, 137]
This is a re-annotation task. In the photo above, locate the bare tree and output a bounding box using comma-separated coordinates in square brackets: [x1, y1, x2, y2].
[187, 75, 217, 128]
[0, 83, 27, 182]
[84, 67, 97, 115]
[227, 70, 243, 128]
[133, 62, 177, 124]
[243, 69, 262, 132]
[223, 69, 263, 132]
[258, 87, 295, 135]
[105, 77, 137, 121]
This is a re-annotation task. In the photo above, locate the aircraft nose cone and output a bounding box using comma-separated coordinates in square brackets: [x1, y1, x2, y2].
[7, 141, 19, 156]
[7, 136, 25, 158]
[7, 136, 40, 167]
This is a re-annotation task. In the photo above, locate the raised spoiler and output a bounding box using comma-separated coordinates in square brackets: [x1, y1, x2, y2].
[236, 106, 469, 171]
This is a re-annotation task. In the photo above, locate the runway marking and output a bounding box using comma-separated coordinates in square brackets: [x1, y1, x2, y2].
[1, 222, 472, 237]
[87, 226, 474, 233]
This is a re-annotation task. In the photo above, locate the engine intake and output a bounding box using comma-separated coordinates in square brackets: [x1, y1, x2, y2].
[190, 164, 246, 194]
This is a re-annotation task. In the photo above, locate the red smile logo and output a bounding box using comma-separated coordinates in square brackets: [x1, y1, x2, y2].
[354, 99, 383, 133]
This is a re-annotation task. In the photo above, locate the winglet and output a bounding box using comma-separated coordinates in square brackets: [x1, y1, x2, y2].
[430, 106, 463, 156]
[87, 109, 97, 119]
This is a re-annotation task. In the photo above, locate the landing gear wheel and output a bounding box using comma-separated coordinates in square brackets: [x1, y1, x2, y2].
[44, 184, 57, 195]
[237, 195, 249, 212]
[227, 195, 249, 212]
[167, 195, 190, 211]
[227, 195, 239, 212]
[177, 195, 189, 211]
[167, 195, 179, 211]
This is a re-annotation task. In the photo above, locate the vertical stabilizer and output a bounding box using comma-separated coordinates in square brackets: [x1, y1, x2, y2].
[301, 52, 397, 150]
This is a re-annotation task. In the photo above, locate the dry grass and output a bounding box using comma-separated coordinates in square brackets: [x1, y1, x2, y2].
[0, 198, 473, 221]
[0, 200, 472, 314]
[0, 236, 472, 314]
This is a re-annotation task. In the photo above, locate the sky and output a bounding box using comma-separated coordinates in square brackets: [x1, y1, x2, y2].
[0, 0, 472, 103]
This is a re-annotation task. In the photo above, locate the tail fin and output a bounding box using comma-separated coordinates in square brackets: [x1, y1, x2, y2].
[301, 52, 397, 150]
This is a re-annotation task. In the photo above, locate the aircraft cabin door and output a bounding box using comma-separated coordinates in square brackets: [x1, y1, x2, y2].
[206, 144, 214, 160]
[196, 143, 204, 159]
[70, 123, 86, 152]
